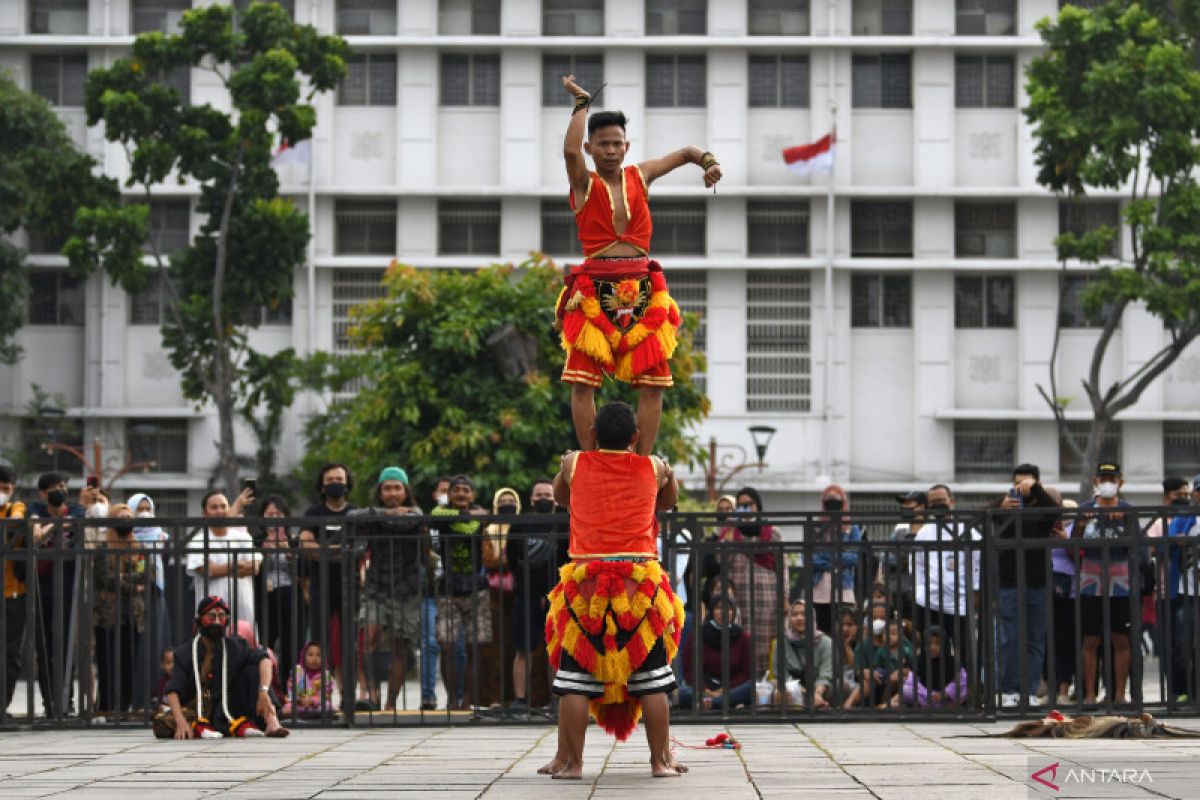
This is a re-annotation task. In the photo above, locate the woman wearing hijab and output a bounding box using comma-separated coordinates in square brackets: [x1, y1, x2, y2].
[93, 504, 146, 713]
[678, 594, 754, 710]
[900, 626, 966, 707]
[718, 486, 787, 676]
[476, 487, 520, 706]
[127, 492, 171, 709]
[808, 484, 862, 636]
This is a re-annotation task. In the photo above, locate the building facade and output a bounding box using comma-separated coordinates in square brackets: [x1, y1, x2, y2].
[1, 0, 1198, 516]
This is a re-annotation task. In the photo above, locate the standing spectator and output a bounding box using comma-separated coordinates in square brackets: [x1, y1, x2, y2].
[29, 472, 90, 717]
[126, 492, 171, 709]
[478, 488, 519, 706]
[1165, 478, 1199, 701]
[678, 594, 754, 710]
[720, 486, 788, 675]
[876, 491, 925, 611]
[808, 484, 861, 635]
[994, 463, 1060, 708]
[680, 495, 736, 624]
[418, 476, 451, 710]
[911, 485, 980, 663]
[298, 464, 356, 698]
[257, 495, 303, 688]
[350, 467, 425, 711]
[767, 599, 832, 708]
[433, 475, 490, 709]
[1047, 494, 1079, 704]
[1076, 463, 1137, 705]
[186, 489, 259, 633]
[92, 504, 146, 713]
[1, 465, 27, 713]
[505, 478, 566, 712]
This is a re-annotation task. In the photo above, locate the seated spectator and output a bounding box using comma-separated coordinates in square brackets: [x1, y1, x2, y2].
[153, 647, 173, 708]
[678, 594, 754, 710]
[835, 608, 862, 706]
[283, 641, 337, 717]
[872, 619, 914, 709]
[842, 607, 887, 709]
[901, 626, 966, 708]
[767, 599, 832, 708]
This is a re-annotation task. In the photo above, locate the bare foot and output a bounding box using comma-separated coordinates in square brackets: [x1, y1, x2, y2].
[651, 756, 686, 777]
[537, 756, 567, 775]
[552, 762, 583, 780]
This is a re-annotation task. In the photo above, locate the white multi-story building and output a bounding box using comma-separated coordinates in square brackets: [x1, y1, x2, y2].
[1, 0, 1198, 516]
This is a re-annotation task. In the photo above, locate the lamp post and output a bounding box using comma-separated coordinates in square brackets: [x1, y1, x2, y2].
[704, 425, 777, 502]
[37, 404, 156, 492]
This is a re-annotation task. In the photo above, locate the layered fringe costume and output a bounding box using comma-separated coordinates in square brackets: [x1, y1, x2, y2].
[556, 165, 682, 388]
[545, 450, 687, 741]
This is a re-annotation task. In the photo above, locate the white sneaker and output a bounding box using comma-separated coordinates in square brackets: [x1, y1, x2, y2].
[241, 726, 265, 737]
[1001, 692, 1020, 708]
[199, 728, 224, 739]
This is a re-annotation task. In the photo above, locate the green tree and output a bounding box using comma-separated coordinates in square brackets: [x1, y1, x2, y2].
[72, 2, 348, 495]
[1027, 1, 1200, 496]
[301, 257, 710, 504]
[0, 74, 124, 364]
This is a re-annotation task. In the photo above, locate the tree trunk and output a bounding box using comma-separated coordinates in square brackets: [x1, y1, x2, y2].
[212, 142, 245, 497]
[1076, 415, 1108, 502]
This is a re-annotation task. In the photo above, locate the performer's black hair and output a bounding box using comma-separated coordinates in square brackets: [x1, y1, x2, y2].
[594, 401, 637, 450]
[588, 110, 628, 138]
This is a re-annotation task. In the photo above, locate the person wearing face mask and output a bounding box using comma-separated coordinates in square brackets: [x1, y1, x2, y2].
[1162, 477, 1198, 700]
[92, 504, 146, 713]
[298, 463, 357, 700]
[505, 478, 567, 714]
[1, 465, 28, 713]
[807, 485, 862, 637]
[157, 596, 287, 739]
[1074, 462, 1137, 705]
[126, 492, 172, 708]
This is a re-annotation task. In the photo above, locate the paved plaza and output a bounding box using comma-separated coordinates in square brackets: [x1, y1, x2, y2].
[2, 718, 1200, 799]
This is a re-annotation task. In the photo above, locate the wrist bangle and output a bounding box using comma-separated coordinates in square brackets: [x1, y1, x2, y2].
[572, 93, 591, 115]
[259, 685, 270, 693]
[700, 151, 719, 170]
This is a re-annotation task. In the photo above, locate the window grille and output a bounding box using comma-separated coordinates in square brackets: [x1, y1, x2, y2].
[852, 0, 912, 35]
[1164, 423, 1200, 479]
[335, 200, 397, 255]
[955, 275, 1015, 328]
[851, 274, 911, 328]
[127, 419, 189, 473]
[1058, 200, 1120, 259]
[438, 200, 501, 255]
[954, 420, 1017, 480]
[649, 200, 706, 255]
[955, 55, 1015, 108]
[645, 54, 706, 108]
[852, 53, 911, 108]
[748, 0, 810, 35]
[438, 0, 500, 35]
[955, 201, 1016, 258]
[31, 54, 87, 106]
[30, 0, 88, 34]
[440, 53, 500, 107]
[956, 0, 1015, 35]
[542, 54, 603, 106]
[748, 54, 809, 108]
[544, 0, 604, 35]
[746, 270, 810, 412]
[850, 200, 913, 257]
[339, 54, 397, 106]
[747, 200, 810, 256]
[28, 271, 84, 326]
[646, 0, 707, 35]
[671, 269, 707, 393]
[336, 0, 397, 35]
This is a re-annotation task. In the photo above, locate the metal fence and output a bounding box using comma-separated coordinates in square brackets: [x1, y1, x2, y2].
[4, 503, 1200, 729]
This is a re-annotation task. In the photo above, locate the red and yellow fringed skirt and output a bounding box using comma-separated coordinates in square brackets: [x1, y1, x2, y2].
[555, 258, 681, 388]
[546, 559, 686, 741]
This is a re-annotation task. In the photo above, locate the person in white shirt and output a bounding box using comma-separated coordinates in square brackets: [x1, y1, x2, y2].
[910, 484, 980, 661]
[186, 489, 260, 635]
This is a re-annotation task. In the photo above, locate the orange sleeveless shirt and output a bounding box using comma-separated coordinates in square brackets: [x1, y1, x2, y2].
[570, 165, 652, 258]
[567, 450, 660, 559]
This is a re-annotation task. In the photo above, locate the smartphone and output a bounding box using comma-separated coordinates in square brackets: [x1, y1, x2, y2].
[86, 476, 99, 489]
[242, 478, 257, 497]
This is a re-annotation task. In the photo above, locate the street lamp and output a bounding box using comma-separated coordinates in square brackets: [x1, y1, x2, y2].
[748, 425, 777, 469]
[37, 409, 156, 492]
[704, 425, 778, 502]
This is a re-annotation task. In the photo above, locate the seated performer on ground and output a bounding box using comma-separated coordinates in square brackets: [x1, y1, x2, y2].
[158, 596, 287, 739]
[542, 401, 687, 779]
[558, 75, 723, 455]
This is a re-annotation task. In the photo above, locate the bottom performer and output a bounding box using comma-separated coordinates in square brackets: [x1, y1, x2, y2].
[542, 401, 687, 779]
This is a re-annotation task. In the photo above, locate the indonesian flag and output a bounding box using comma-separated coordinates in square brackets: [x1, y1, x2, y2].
[782, 133, 835, 175]
[271, 138, 311, 167]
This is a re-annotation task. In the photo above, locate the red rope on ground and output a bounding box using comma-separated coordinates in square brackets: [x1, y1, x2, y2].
[670, 732, 741, 751]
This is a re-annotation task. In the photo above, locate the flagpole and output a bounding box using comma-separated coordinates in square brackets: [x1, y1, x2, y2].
[822, 109, 836, 486]
[306, 137, 316, 357]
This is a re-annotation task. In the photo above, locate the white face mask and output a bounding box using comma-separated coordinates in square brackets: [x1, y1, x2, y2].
[1095, 482, 1119, 499]
[871, 619, 887, 636]
[89, 502, 109, 518]
[0, 492, 9, 506]
[436, 493, 449, 507]
[136, 510, 153, 518]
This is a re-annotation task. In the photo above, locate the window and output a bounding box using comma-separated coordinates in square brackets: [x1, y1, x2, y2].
[261, 299, 293, 325]
[438, 200, 500, 255]
[131, 0, 190, 33]
[747, 200, 810, 256]
[746, 270, 811, 412]
[544, 0, 604, 35]
[955, 55, 1015, 108]
[31, 54, 87, 107]
[129, 273, 167, 325]
[30, 0, 87, 34]
[149, 489, 190, 518]
[234, 0, 296, 30]
[748, 54, 809, 108]
[956, 0, 1015, 35]
[851, 274, 911, 328]
[440, 53, 500, 106]
[1058, 200, 1120, 259]
[155, 64, 191, 106]
[954, 421, 1017, 480]
[645, 54, 706, 108]
[851, 54, 911, 109]
[26, 227, 68, 255]
[335, 200, 397, 255]
[1059, 274, 1115, 329]
[127, 419, 189, 473]
[338, 53, 397, 106]
[21, 417, 84, 476]
[540, 200, 581, 256]
[336, 0, 397, 35]
[1164, 423, 1200, 479]
[671, 269, 707, 392]
[542, 54, 603, 107]
[850, 200, 912, 257]
[332, 269, 387, 353]
[748, 0, 810, 35]
[28, 271, 84, 326]
[143, 200, 190, 256]
[1059, 421, 1121, 480]
[852, 0, 912, 35]
[955, 201, 1016, 258]
[649, 200, 705, 255]
[955, 275, 1015, 328]
[1059, 0, 1105, 7]
[438, 0, 500, 35]
[646, 0, 706, 35]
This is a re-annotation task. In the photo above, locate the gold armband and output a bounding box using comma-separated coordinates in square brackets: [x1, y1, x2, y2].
[700, 151, 719, 170]
[572, 93, 592, 114]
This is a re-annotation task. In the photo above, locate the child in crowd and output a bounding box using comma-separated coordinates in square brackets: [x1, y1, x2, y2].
[154, 648, 173, 707]
[900, 626, 967, 708]
[283, 641, 337, 716]
[873, 619, 914, 708]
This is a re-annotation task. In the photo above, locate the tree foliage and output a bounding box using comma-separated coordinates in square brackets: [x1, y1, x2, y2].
[301, 258, 711, 505]
[0, 74, 123, 364]
[1027, 1, 1200, 494]
[72, 1, 348, 494]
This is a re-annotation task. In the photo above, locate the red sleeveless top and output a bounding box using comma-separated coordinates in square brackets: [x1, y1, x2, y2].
[567, 450, 659, 559]
[570, 165, 652, 258]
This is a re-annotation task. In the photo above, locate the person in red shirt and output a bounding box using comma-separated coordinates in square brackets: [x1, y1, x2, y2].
[558, 75, 722, 455]
[541, 401, 686, 780]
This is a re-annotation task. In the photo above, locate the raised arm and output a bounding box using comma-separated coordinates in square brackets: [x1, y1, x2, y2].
[638, 146, 723, 188]
[553, 451, 578, 509]
[562, 75, 592, 199]
[653, 457, 678, 512]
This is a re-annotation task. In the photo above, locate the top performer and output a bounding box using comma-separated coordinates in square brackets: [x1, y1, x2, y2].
[557, 75, 723, 455]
